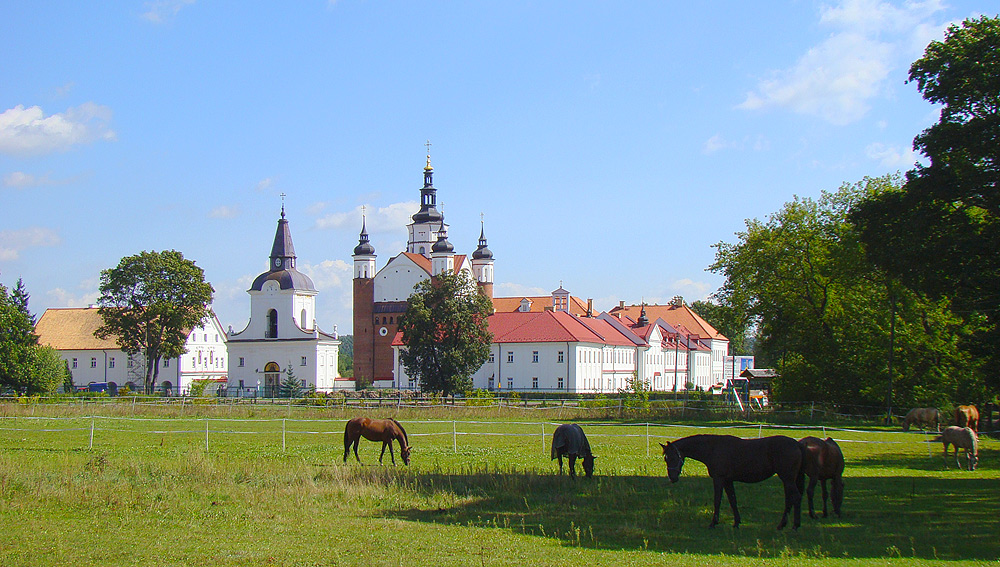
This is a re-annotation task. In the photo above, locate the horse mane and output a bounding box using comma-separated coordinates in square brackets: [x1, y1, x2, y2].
[389, 418, 408, 445]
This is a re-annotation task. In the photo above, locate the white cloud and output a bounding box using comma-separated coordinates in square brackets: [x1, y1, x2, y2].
[0, 104, 116, 156]
[668, 279, 714, 302]
[738, 0, 949, 125]
[865, 142, 919, 168]
[45, 287, 99, 308]
[315, 202, 417, 233]
[0, 227, 61, 261]
[306, 201, 329, 215]
[4, 171, 52, 188]
[494, 282, 548, 298]
[209, 205, 240, 219]
[299, 259, 352, 291]
[255, 177, 275, 192]
[141, 0, 195, 23]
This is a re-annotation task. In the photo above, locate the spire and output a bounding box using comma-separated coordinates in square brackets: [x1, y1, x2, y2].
[431, 217, 454, 253]
[269, 205, 296, 271]
[413, 141, 443, 223]
[353, 211, 376, 256]
[472, 216, 494, 260]
[638, 302, 649, 327]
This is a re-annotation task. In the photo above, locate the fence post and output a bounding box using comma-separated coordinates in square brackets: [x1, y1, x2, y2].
[205, 420, 209, 452]
[89, 418, 95, 449]
[453, 420, 457, 453]
[810, 402, 815, 420]
[646, 422, 650, 457]
[283, 418, 287, 452]
[541, 422, 546, 455]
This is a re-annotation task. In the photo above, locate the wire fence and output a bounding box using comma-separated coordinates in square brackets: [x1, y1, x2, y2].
[0, 415, 953, 459]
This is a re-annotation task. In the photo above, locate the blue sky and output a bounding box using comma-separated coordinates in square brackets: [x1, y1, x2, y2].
[0, 1, 990, 335]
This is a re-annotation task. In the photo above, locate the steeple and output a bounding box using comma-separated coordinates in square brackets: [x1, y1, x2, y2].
[353, 213, 376, 256]
[412, 141, 443, 224]
[637, 303, 649, 327]
[472, 219, 493, 260]
[471, 216, 495, 298]
[269, 204, 296, 271]
[353, 209, 377, 280]
[431, 218, 455, 276]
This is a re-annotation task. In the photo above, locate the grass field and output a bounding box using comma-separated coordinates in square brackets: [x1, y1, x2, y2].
[0, 403, 996, 566]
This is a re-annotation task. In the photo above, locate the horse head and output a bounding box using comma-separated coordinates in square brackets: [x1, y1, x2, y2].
[582, 454, 596, 478]
[401, 444, 412, 466]
[660, 442, 684, 483]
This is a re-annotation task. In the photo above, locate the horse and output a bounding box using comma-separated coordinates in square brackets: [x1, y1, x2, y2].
[933, 426, 978, 471]
[902, 408, 939, 432]
[550, 423, 595, 479]
[660, 434, 804, 530]
[343, 417, 411, 466]
[798, 436, 845, 519]
[955, 405, 979, 432]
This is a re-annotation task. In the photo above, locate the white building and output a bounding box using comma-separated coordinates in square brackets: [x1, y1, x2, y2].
[35, 307, 228, 395]
[226, 207, 342, 395]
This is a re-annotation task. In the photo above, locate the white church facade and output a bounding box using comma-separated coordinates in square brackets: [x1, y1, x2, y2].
[226, 207, 343, 395]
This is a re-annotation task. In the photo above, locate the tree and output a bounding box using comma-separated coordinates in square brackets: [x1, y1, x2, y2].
[851, 16, 1000, 396]
[712, 176, 977, 408]
[337, 334, 354, 378]
[97, 250, 214, 394]
[398, 270, 493, 396]
[0, 279, 65, 395]
[280, 362, 302, 398]
[690, 299, 755, 356]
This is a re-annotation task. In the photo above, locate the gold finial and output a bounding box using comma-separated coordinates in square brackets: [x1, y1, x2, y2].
[424, 139, 433, 171]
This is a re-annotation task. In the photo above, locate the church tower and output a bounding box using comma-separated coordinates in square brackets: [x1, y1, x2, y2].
[406, 150, 446, 257]
[430, 221, 455, 276]
[471, 220, 495, 298]
[352, 214, 376, 386]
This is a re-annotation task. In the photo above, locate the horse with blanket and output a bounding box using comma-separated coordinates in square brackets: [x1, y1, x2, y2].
[550, 423, 595, 478]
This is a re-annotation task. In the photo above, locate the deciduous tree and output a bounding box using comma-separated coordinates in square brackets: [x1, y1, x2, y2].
[398, 270, 493, 397]
[97, 250, 214, 394]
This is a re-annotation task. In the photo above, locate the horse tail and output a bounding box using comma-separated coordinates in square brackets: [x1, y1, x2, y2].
[389, 418, 408, 446]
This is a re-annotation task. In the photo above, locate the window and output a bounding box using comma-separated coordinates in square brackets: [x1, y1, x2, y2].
[203, 334, 208, 342]
[557, 351, 564, 363]
[301, 356, 307, 366]
[72, 358, 78, 369]
[532, 351, 538, 363]
[532, 377, 538, 389]
[507, 352, 514, 363]
[90, 357, 97, 368]
[557, 377, 564, 389]
[128, 359, 134, 368]
[488, 352, 495, 363]
[488, 377, 494, 389]
[164, 358, 170, 368]
[109, 357, 115, 369]
[267, 309, 278, 338]
[507, 377, 513, 389]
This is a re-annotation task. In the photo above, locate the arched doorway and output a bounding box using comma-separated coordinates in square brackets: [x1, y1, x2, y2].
[264, 362, 281, 397]
[162, 381, 173, 397]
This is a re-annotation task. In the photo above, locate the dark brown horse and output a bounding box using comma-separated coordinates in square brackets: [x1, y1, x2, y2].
[660, 434, 804, 530]
[798, 436, 845, 518]
[343, 417, 411, 466]
[955, 405, 979, 432]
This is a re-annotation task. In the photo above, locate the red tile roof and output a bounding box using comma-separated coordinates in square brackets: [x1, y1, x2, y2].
[609, 303, 727, 341]
[491, 295, 590, 316]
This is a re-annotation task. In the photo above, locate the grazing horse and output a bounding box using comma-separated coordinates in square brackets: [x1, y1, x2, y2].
[660, 434, 804, 530]
[902, 408, 939, 432]
[933, 426, 978, 471]
[550, 423, 595, 479]
[955, 405, 979, 432]
[343, 417, 411, 466]
[798, 436, 845, 518]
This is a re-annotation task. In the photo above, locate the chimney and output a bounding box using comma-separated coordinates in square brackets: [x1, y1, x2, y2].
[587, 298, 593, 317]
[619, 300, 625, 309]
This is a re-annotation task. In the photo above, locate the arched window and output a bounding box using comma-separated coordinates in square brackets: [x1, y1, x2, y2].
[301, 309, 308, 330]
[267, 309, 278, 338]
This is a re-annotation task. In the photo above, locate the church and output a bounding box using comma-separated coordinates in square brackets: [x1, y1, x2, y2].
[227, 206, 343, 395]
[352, 153, 495, 386]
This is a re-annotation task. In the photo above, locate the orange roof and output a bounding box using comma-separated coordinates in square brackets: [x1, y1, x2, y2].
[491, 295, 589, 316]
[398, 252, 469, 276]
[35, 308, 119, 350]
[392, 311, 640, 347]
[608, 303, 727, 341]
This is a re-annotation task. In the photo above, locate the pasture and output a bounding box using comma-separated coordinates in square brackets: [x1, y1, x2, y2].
[0, 403, 996, 566]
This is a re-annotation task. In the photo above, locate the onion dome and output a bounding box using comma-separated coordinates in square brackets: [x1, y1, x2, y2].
[412, 151, 444, 223]
[250, 207, 316, 291]
[472, 222, 493, 260]
[353, 216, 376, 255]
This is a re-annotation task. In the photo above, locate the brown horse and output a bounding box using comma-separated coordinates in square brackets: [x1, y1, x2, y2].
[902, 407, 939, 432]
[660, 434, 804, 530]
[343, 417, 411, 466]
[955, 405, 979, 432]
[798, 436, 845, 519]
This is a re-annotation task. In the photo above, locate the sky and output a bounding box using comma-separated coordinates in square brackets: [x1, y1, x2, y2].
[0, 0, 991, 336]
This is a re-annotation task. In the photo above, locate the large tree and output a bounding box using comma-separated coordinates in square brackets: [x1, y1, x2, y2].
[0, 278, 67, 395]
[851, 16, 1000, 396]
[398, 270, 493, 396]
[712, 176, 977, 409]
[97, 250, 214, 394]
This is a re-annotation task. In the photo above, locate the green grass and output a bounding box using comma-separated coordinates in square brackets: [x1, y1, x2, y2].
[0, 403, 996, 566]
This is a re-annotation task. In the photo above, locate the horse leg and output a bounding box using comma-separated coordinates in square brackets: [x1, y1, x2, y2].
[806, 476, 818, 519]
[379, 441, 387, 464]
[831, 476, 844, 517]
[723, 481, 740, 528]
[388, 440, 396, 466]
[568, 454, 577, 480]
[820, 479, 829, 518]
[557, 454, 564, 475]
[779, 476, 803, 530]
[343, 436, 351, 463]
[709, 478, 723, 528]
[353, 439, 361, 463]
